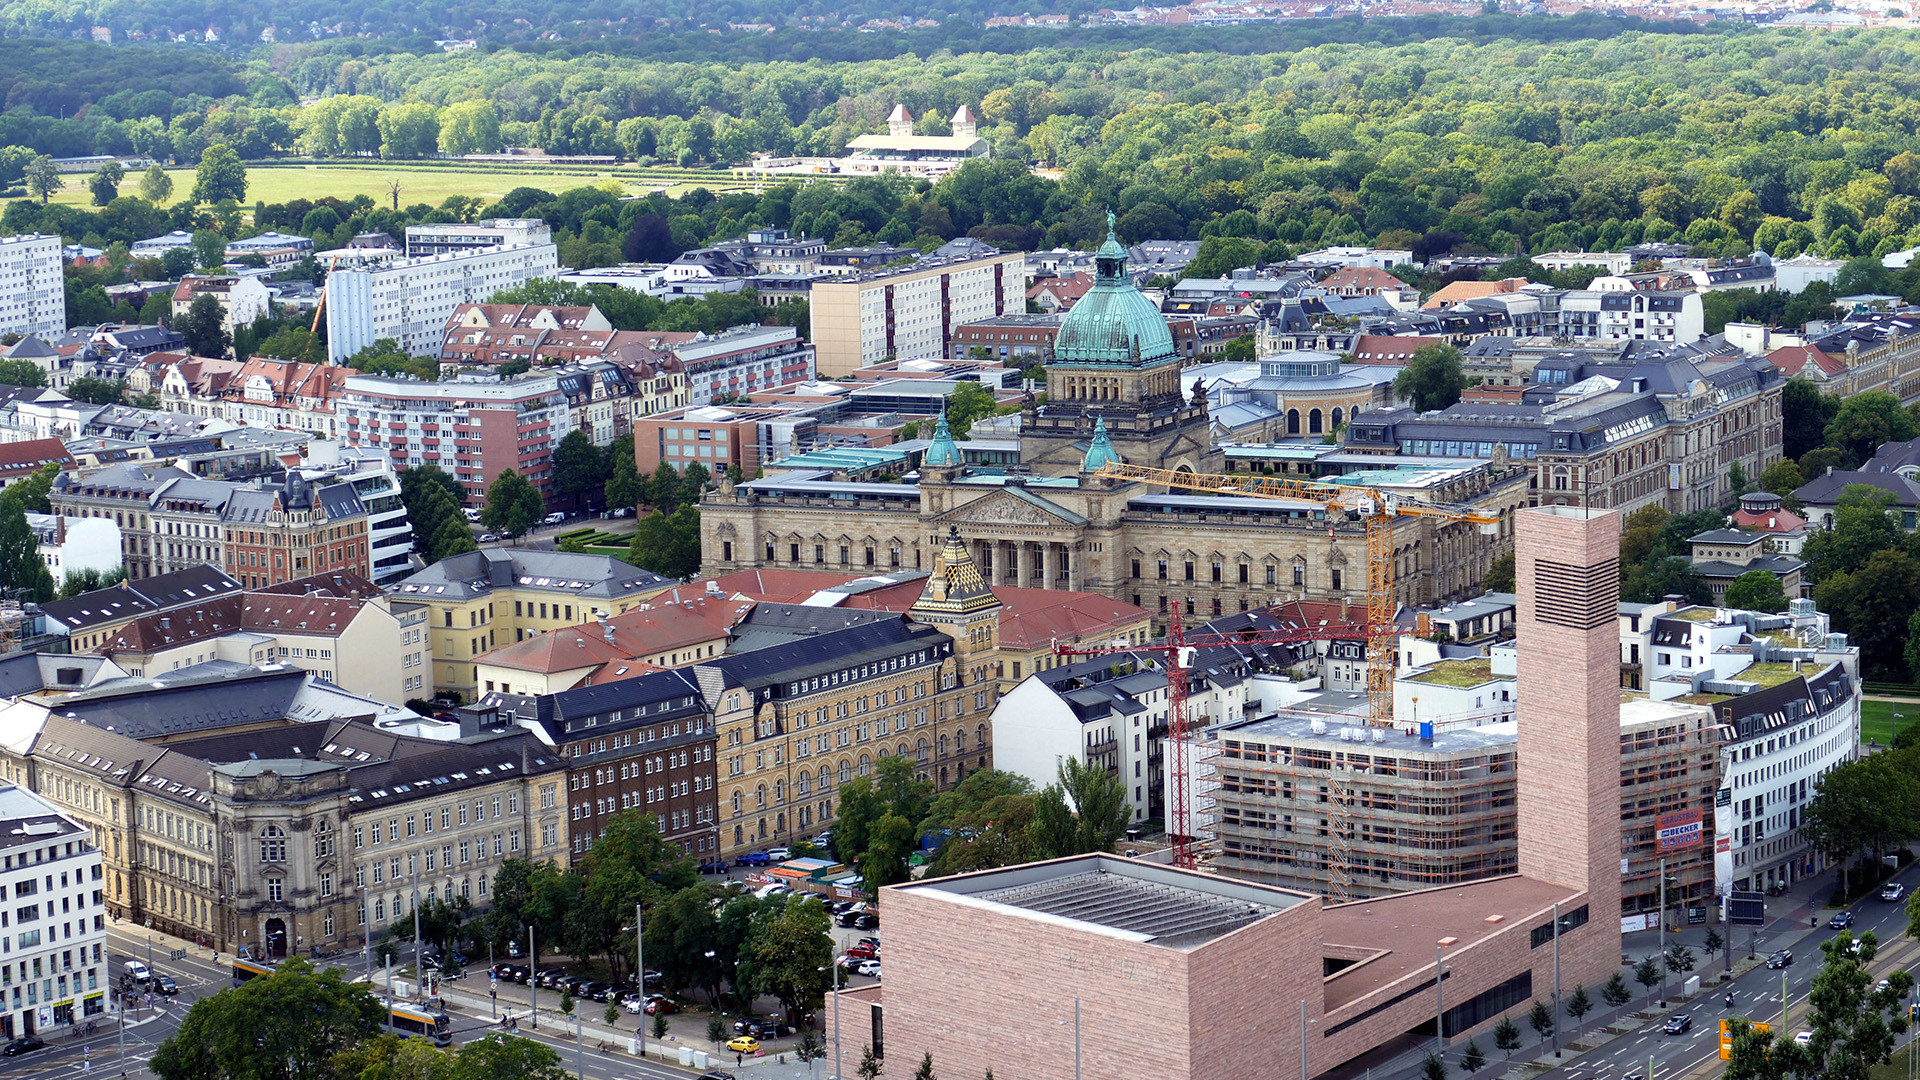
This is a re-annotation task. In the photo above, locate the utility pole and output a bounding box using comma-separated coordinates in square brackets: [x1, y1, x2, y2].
[1552, 900, 1562, 1058]
[635, 902, 646, 1062]
[1436, 943, 1447, 1052]
[575, 1008, 584, 1080]
[385, 954, 394, 1034]
[1658, 857, 1668, 1004]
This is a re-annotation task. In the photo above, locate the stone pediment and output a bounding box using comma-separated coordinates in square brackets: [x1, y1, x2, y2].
[933, 487, 1087, 530]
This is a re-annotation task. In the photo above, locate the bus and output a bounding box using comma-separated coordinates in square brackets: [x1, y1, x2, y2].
[389, 1004, 452, 1046]
[231, 958, 275, 986]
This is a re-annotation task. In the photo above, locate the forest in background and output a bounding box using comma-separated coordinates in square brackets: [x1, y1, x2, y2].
[12, 25, 1920, 274]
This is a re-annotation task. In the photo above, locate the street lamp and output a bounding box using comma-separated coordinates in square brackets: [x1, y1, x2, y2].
[623, 904, 646, 1062]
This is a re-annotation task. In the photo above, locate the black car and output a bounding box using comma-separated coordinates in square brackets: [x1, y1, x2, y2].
[1663, 1014, 1692, 1035]
[698, 859, 730, 875]
[2, 1036, 45, 1056]
[1830, 910, 1856, 929]
[536, 969, 570, 989]
[581, 981, 617, 1002]
[854, 913, 879, 930]
[1767, 949, 1794, 969]
[152, 974, 179, 995]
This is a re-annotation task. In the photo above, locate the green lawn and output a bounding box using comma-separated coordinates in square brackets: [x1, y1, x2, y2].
[51, 162, 778, 211]
[1861, 699, 1920, 747]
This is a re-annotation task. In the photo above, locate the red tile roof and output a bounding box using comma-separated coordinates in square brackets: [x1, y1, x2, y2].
[1321, 267, 1405, 294]
[1765, 345, 1845, 378]
[0, 438, 75, 477]
[1349, 334, 1440, 365]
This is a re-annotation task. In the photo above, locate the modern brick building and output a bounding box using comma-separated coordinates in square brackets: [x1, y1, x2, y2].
[875, 506, 1625, 1080]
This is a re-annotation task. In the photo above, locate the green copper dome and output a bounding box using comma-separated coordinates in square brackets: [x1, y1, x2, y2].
[1053, 212, 1177, 368]
[924, 409, 961, 467]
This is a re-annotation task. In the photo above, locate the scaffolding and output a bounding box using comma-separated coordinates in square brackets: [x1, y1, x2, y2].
[1617, 702, 1725, 916]
[1203, 711, 1519, 898]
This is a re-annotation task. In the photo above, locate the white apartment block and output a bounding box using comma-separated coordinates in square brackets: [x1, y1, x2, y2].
[0, 236, 65, 344]
[0, 786, 106, 1041]
[1557, 281, 1705, 345]
[1535, 251, 1634, 275]
[809, 251, 1023, 377]
[405, 219, 553, 259]
[325, 244, 560, 363]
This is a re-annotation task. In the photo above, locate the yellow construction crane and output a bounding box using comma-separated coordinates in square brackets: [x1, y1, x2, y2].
[1094, 461, 1503, 900]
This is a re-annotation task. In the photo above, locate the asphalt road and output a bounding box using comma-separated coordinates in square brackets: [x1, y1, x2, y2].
[0, 887, 872, 1080]
[1541, 874, 1919, 1080]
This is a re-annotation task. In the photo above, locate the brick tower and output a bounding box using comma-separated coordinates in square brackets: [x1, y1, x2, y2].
[1515, 506, 1624, 983]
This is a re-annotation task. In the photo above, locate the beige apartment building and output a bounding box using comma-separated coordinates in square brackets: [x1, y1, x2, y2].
[809, 250, 1024, 377]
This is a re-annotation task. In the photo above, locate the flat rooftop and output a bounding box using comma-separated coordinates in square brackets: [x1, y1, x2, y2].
[1320, 875, 1578, 1011]
[906, 853, 1310, 950]
[1217, 708, 1518, 755]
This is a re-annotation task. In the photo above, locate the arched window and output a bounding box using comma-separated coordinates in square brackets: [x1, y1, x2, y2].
[774, 780, 785, 805]
[1309, 408, 1323, 434]
[259, 825, 287, 863]
[915, 739, 929, 763]
[375, 897, 386, 921]
[730, 792, 742, 817]
[755, 784, 767, 809]
[819, 767, 832, 792]
[857, 754, 872, 777]
[1286, 409, 1300, 435]
[1331, 407, 1344, 430]
[839, 761, 853, 785]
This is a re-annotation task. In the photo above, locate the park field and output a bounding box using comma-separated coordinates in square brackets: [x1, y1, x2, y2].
[50, 161, 784, 212]
[1860, 697, 1920, 748]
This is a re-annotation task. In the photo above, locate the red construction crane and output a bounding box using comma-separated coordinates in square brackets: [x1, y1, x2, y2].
[1053, 605, 1365, 872]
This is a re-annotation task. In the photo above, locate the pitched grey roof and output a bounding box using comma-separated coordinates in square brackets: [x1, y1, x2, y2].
[695, 615, 952, 697]
[394, 549, 671, 603]
[1793, 470, 1920, 508]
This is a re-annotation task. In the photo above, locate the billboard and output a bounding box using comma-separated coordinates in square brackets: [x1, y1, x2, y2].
[1728, 890, 1767, 926]
[1657, 809, 1705, 852]
[1720, 1020, 1771, 1060]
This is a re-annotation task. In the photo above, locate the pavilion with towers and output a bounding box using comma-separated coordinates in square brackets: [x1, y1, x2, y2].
[841, 103, 991, 177]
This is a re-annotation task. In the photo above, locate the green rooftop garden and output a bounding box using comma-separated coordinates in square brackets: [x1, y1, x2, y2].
[1407, 658, 1497, 687]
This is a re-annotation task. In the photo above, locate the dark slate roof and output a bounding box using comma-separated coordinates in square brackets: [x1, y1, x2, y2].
[1792, 470, 1920, 508]
[696, 615, 953, 699]
[394, 549, 672, 603]
[0, 654, 114, 698]
[1690, 529, 1764, 544]
[341, 730, 565, 810]
[723, 605, 899, 655]
[532, 668, 705, 742]
[50, 666, 316, 739]
[127, 565, 243, 609]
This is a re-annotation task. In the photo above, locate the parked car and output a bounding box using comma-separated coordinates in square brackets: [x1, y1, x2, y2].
[844, 944, 877, 961]
[462, 508, 481, 522]
[581, 981, 617, 1002]
[736, 851, 771, 867]
[619, 991, 648, 1013]
[1831, 910, 1856, 929]
[645, 995, 678, 1015]
[766, 846, 792, 861]
[1662, 1014, 1692, 1035]
[727, 1036, 761, 1054]
[830, 901, 856, 915]
[536, 968, 570, 989]
[1884, 882, 1907, 902]
[734, 1016, 790, 1037]
[1795, 1031, 1813, 1046]
[855, 960, 882, 978]
[854, 913, 879, 930]
[478, 533, 500, 543]
[507, 940, 523, 958]
[152, 974, 179, 995]
[857, 936, 881, 949]
[609, 507, 634, 518]
[1767, 950, 1793, 969]
[753, 883, 790, 900]
[699, 859, 730, 875]
[543, 512, 565, 526]
[2, 1036, 44, 1056]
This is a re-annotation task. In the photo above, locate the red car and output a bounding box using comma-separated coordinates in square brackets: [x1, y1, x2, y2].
[645, 995, 679, 1015]
[844, 944, 877, 961]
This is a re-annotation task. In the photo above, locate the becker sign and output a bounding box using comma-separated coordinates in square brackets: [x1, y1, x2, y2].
[1656, 809, 1705, 852]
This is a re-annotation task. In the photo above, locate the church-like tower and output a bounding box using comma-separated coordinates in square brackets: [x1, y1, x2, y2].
[1018, 215, 1218, 477]
[910, 526, 1004, 705]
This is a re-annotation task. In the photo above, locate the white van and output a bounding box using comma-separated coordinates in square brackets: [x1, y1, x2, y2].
[123, 959, 151, 984]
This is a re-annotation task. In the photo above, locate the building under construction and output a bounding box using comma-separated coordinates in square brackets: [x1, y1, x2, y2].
[1199, 703, 1520, 898]
[1198, 647, 1808, 916]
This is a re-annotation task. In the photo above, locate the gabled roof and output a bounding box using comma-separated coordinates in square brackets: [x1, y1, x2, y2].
[1766, 344, 1845, 378]
[1320, 267, 1404, 292]
[1793, 470, 1920, 508]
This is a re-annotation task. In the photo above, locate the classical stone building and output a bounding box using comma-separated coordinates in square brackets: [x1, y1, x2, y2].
[702, 234, 1530, 627]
